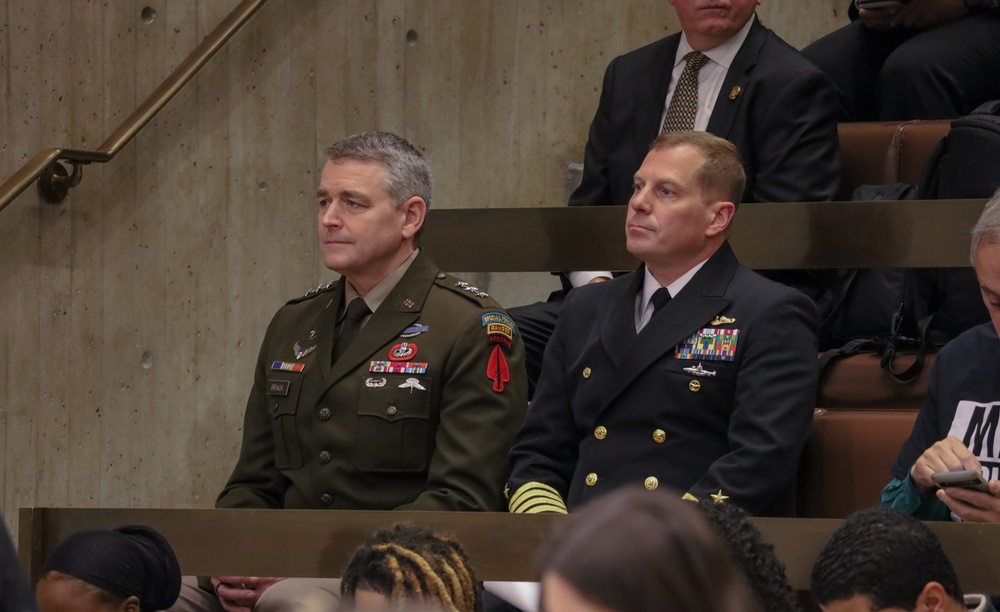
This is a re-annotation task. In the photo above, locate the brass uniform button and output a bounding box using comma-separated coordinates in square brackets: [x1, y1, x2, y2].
[653, 429, 666, 444]
[594, 426, 607, 440]
[644, 477, 658, 491]
[318, 407, 332, 421]
[689, 380, 701, 392]
[582, 367, 592, 379]
[585, 472, 598, 487]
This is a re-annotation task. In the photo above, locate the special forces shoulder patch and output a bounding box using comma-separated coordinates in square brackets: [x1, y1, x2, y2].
[482, 312, 516, 348]
[675, 328, 740, 362]
[482, 312, 516, 393]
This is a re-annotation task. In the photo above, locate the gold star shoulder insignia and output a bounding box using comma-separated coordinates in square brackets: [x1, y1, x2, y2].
[710, 489, 729, 504]
[710, 315, 736, 326]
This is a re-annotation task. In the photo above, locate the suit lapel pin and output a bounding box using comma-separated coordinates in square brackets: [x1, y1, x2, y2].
[729, 86, 741, 100]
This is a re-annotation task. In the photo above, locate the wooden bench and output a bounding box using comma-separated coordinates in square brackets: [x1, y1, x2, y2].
[18, 507, 1000, 594]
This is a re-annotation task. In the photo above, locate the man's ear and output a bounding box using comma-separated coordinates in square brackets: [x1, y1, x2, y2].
[705, 201, 736, 238]
[400, 196, 427, 240]
[120, 595, 141, 612]
[914, 582, 952, 612]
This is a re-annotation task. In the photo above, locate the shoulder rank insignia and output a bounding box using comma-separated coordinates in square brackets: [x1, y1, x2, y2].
[675, 328, 740, 362]
[455, 281, 489, 298]
[303, 280, 336, 297]
[710, 315, 736, 326]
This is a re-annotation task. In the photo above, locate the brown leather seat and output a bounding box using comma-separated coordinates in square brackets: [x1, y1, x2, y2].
[798, 408, 918, 519]
[819, 351, 934, 410]
[837, 119, 950, 200]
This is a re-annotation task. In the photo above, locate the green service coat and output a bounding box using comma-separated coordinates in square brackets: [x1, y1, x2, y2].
[217, 252, 528, 512]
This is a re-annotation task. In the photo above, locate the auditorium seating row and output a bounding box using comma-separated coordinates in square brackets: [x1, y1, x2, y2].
[803, 118, 949, 518]
[20, 120, 974, 596]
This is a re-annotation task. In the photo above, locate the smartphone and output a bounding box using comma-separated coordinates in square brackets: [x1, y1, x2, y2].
[931, 470, 990, 493]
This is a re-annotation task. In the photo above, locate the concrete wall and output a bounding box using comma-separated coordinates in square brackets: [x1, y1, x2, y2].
[0, 0, 847, 539]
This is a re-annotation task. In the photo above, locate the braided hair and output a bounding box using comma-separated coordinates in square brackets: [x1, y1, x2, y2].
[340, 524, 481, 612]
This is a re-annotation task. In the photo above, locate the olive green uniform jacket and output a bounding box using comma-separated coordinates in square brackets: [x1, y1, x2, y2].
[217, 252, 528, 512]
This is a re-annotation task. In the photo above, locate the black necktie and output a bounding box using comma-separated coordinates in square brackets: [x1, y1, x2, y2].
[651, 287, 672, 315]
[332, 297, 370, 363]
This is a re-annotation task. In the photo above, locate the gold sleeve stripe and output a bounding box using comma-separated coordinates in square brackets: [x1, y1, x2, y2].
[509, 482, 568, 514]
[518, 502, 568, 515]
[681, 492, 699, 503]
[508, 481, 562, 508]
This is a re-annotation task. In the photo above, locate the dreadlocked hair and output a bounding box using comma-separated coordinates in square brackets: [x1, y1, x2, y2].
[340, 524, 481, 612]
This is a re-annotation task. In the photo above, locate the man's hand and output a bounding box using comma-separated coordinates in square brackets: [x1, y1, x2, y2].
[938, 479, 1000, 523]
[860, 0, 969, 30]
[909, 436, 983, 493]
[212, 576, 284, 612]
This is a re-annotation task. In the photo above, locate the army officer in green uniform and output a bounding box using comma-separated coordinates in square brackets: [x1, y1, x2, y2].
[173, 131, 528, 612]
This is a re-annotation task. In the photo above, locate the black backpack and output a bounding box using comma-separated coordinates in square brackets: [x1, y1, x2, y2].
[819, 102, 1000, 382]
[919, 100, 1000, 199]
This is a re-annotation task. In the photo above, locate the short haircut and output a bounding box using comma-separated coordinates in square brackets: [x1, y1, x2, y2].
[811, 507, 963, 609]
[538, 488, 759, 612]
[340, 523, 481, 612]
[970, 187, 1000, 265]
[649, 130, 746, 208]
[698, 501, 800, 612]
[325, 131, 432, 244]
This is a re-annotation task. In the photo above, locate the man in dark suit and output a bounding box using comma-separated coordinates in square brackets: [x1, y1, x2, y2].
[572, 0, 841, 208]
[507, 131, 817, 515]
[511, 1, 840, 390]
[173, 132, 528, 612]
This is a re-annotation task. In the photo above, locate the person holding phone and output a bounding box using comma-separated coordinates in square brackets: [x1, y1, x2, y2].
[881, 189, 1000, 522]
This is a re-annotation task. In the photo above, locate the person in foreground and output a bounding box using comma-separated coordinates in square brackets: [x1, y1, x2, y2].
[698, 500, 799, 612]
[338, 524, 481, 612]
[506, 131, 817, 515]
[881, 189, 1000, 522]
[537, 487, 759, 612]
[172, 131, 527, 612]
[36, 525, 182, 612]
[811, 507, 995, 612]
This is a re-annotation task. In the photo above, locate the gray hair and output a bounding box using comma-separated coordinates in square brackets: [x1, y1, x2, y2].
[325, 131, 433, 210]
[970, 187, 1000, 265]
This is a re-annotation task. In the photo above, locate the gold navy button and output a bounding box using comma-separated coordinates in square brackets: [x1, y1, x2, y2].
[594, 426, 607, 440]
[585, 472, 598, 486]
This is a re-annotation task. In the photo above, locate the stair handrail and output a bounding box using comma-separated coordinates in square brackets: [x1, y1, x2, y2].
[0, 0, 269, 213]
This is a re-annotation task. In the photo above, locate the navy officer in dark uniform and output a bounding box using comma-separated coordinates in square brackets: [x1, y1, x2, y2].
[506, 131, 816, 516]
[172, 131, 527, 612]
